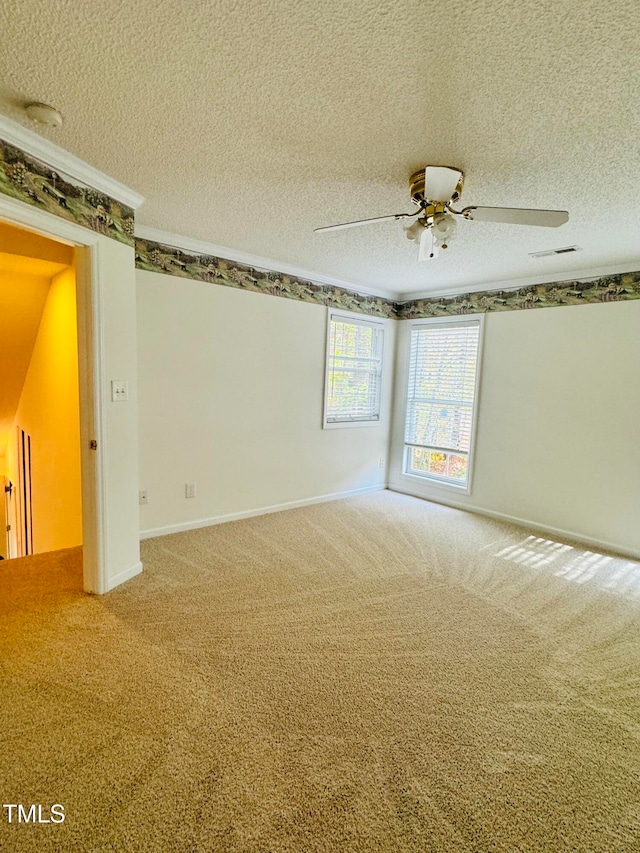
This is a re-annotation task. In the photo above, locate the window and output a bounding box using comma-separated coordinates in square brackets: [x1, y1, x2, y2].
[404, 317, 482, 489]
[323, 311, 385, 427]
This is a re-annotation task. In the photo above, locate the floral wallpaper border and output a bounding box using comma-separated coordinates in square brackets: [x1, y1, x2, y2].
[137, 236, 640, 321]
[135, 237, 398, 319]
[0, 138, 134, 247]
[2, 132, 638, 319]
[397, 270, 640, 319]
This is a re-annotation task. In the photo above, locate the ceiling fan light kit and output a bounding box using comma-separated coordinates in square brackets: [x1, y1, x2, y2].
[432, 212, 456, 244]
[405, 218, 426, 243]
[315, 165, 569, 263]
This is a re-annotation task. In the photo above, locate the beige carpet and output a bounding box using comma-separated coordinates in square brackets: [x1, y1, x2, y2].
[1, 491, 640, 852]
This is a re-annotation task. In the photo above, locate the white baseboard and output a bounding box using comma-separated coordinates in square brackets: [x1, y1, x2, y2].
[388, 486, 640, 561]
[140, 484, 386, 541]
[106, 561, 143, 592]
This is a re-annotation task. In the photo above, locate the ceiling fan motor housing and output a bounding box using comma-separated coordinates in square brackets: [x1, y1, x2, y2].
[410, 166, 464, 207]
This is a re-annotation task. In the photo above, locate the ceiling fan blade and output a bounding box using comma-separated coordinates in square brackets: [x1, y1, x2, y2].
[462, 206, 569, 227]
[418, 226, 435, 261]
[314, 212, 414, 233]
[424, 165, 464, 202]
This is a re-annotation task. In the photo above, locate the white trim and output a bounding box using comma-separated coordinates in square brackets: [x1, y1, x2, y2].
[106, 561, 143, 592]
[140, 484, 386, 540]
[84, 241, 109, 595]
[387, 486, 640, 561]
[398, 466, 472, 493]
[323, 419, 383, 430]
[135, 225, 397, 300]
[0, 114, 144, 209]
[0, 191, 101, 246]
[398, 261, 640, 302]
[0, 193, 107, 593]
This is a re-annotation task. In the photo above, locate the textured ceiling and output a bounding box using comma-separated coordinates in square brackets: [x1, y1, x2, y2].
[1, 0, 639, 297]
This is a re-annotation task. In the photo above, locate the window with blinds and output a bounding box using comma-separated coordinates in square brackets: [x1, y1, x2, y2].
[404, 318, 481, 487]
[323, 312, 385, 427]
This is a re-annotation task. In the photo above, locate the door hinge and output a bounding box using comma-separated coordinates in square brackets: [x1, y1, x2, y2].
[6, 524, 10, 532]
[89, 439, 98, 450]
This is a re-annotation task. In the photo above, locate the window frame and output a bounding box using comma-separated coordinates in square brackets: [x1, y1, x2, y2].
[322, 309, 386, 429]
[401, 314, 484, 494]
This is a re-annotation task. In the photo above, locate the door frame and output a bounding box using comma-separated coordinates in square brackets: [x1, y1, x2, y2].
[0, 193, 107, 593]
[3, 474, 16, 558]
[16, 426, 33, 556]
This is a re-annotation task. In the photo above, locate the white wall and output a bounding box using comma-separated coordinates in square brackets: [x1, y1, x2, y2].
[88, 239, 141, 589]
[76, 236, 142, 592]
[136, 270, 394, 535]
[389, 300, 640, 557]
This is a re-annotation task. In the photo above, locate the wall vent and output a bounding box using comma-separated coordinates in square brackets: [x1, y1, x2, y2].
[529, 246, 582, 258]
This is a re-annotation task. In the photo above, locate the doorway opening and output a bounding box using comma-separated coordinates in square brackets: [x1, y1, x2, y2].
[0, 220, 84, 572]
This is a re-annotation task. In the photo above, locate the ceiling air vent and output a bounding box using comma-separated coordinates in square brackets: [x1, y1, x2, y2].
[529, 246, 582, 258]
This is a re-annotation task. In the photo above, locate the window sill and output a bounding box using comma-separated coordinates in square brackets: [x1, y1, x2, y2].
[323, 419, 382, 430]
[398, 470, 473, 496]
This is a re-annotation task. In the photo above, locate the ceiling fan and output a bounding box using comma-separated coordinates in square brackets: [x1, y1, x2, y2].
[314, 166, 569, 260]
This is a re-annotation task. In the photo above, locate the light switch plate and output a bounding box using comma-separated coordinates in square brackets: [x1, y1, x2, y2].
[111, 380, 128, 402]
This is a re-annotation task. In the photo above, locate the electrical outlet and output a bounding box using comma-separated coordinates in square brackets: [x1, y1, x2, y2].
[185, 483, 196, 499]
[139, 489, 149, 505]
[379, 457, 385, 468]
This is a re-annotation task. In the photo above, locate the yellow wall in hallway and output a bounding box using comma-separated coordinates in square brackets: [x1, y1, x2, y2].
[6, 266, 82, 553]
[0, 221, 74, 266]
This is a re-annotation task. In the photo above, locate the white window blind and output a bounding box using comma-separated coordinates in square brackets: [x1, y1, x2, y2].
[404, 320, 481, 486]
[324, 314, 384, 425]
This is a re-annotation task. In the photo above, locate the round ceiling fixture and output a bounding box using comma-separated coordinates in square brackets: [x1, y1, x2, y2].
[25, 102, 63, 129]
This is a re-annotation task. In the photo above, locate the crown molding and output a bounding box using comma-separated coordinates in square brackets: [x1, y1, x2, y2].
[134, 225, 397, 301]
[398, 260, 640, 302]
[0, 114, 144, 209]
